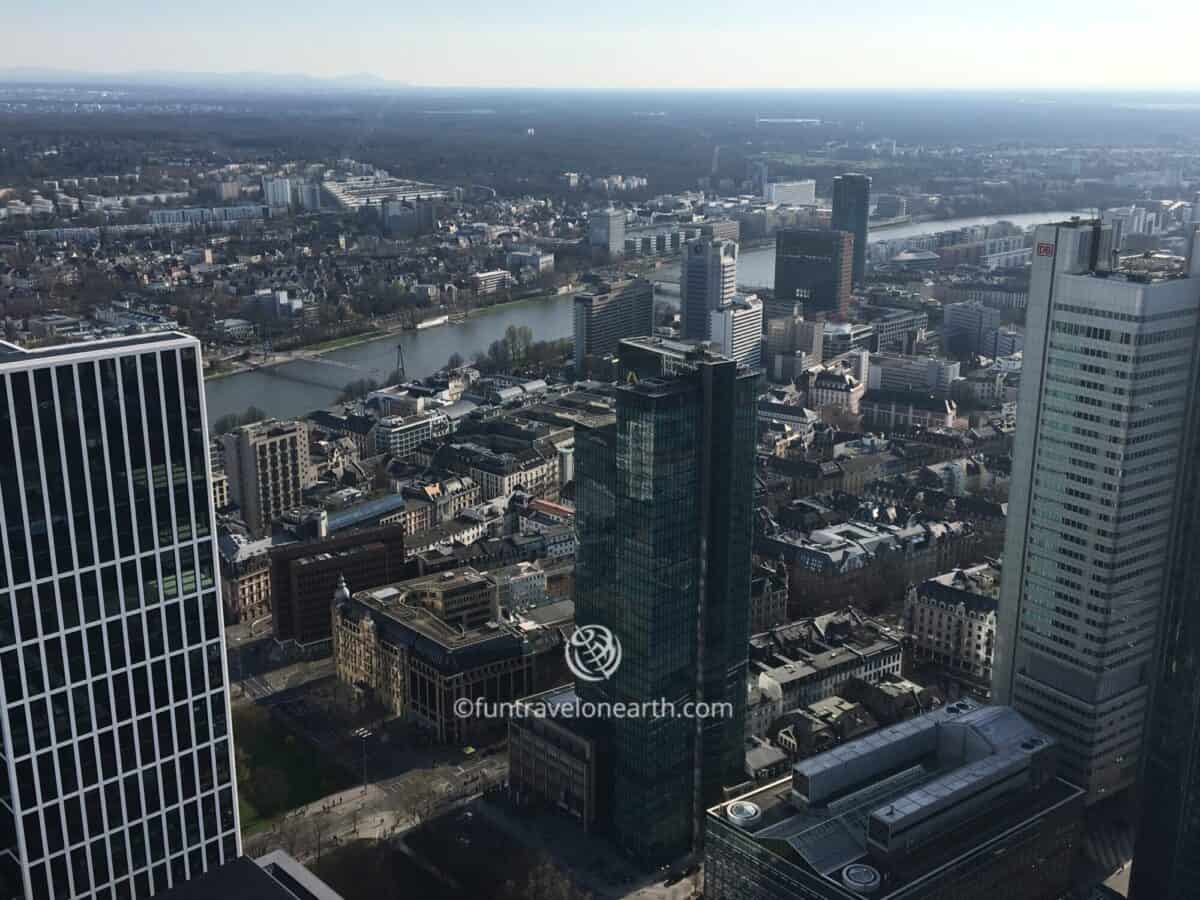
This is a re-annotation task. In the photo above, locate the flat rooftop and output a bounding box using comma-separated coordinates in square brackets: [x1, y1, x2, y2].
[708, 701, 1081, 897]
[0, 331, 195, 366]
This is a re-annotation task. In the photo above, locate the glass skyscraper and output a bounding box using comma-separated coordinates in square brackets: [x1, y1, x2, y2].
[574, 337, 758, 863]
[995, 221, 1200, 803]
[0, 334, 240, 900]
[1130, 230, 1200, 899]
[831, 173, 871, 288]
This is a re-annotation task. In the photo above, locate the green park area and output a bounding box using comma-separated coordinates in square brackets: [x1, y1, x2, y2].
[234, 705, 354, 834]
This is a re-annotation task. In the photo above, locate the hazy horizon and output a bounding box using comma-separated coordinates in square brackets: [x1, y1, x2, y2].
[5, 0, 1200, 91]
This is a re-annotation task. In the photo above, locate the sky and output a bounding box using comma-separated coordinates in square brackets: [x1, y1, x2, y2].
[4, 0, 1200, 90]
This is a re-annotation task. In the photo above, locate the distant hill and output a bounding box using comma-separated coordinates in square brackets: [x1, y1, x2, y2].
[0, 67, 411, 93]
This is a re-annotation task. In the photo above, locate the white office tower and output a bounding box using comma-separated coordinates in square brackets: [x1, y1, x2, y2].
[763, 179, 816, 206]
[680, 238, 738, 340]
[0, 334, 240, 898]
[709, 294, 763, 368]
[995, 220, 1200, 803]
[588, 207, 625, 258]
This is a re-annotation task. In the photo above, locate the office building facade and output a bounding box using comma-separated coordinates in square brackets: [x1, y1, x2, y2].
[709, 295, 763, 368]
[763, 180, 816, 207]
[1130, 228, 1200, 899]
[572, 277, 654, 373]
[773, 229, 853, 319]
[831, 173, 871, 287]
[994, 220, 1200, 802]
[574, 337, 759, 862]
[0, 334, 240, 899]
[681, 238, 738, 340]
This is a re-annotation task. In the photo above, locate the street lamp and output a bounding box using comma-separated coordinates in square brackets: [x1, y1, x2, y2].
[353, 727, 372, 790]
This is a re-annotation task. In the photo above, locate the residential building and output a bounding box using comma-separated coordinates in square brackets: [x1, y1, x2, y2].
[704, 702, 1084, 900]
[831, 173, 872, 287]
[588, 207, 625, 258]
[709, 294, 763, 368]
[219, 419, 310, 537]
[773, 229, 853, 318]
[572, 277, 654, 373]
[0, 334, 240, 899]
[573, 337, 759, 862]
[905, 563, 999, 693]
[748, 610, 902, 726]
[995, 220, 1200, 802]
[262, 175, 292, 208]
[681, 238, 738, 340]
[217, 533, 278, 624]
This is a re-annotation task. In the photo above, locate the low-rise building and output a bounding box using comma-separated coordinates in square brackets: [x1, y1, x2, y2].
[217, 532, 282, 623]
[905, 563, 999, 695]
[705, 701, 1084, 900]
[508, 685, 598, 830]
[332, 576, 571, 743]
[860, 389, 957, 430]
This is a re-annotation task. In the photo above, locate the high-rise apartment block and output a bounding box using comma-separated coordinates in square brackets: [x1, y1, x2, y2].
[831, 173, 871, 287]
[572, 277, 654, 374]
[709, 295, 763, 368]
[574, 337, 759, 862]
[773, 229, 853, 319]
[681, 238, 738, 340]
[0, 334, 240, 899]
[588, 207, 625, 258]
[219, 420, 310, 538]
[995, 220, 1200, 802]
[261, 176, 292, 209]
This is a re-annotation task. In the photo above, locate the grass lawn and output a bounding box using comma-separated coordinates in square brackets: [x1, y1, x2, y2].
[234, 706, 354, 834]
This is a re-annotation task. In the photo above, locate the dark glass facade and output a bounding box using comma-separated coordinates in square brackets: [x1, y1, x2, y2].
[773, 229, 853, 319]
[831, 173, 871, 287]
[0, 337, 240, 900]
[1131, 376, 1200, 899]
[574, 340, 758, 863]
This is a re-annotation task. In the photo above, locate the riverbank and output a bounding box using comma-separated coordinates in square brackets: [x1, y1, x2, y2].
[203, 290, 578, 382]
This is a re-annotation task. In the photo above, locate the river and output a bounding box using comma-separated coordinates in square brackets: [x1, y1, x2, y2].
[206, 209, 1081, 423]
[205, 296, 576, 422]
[655, 209, 1085, 288]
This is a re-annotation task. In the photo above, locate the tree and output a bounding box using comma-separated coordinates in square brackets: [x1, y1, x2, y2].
[446, 352, 465, 370]
[211, 405, 268, 436]
[250, 766, 290, 817]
